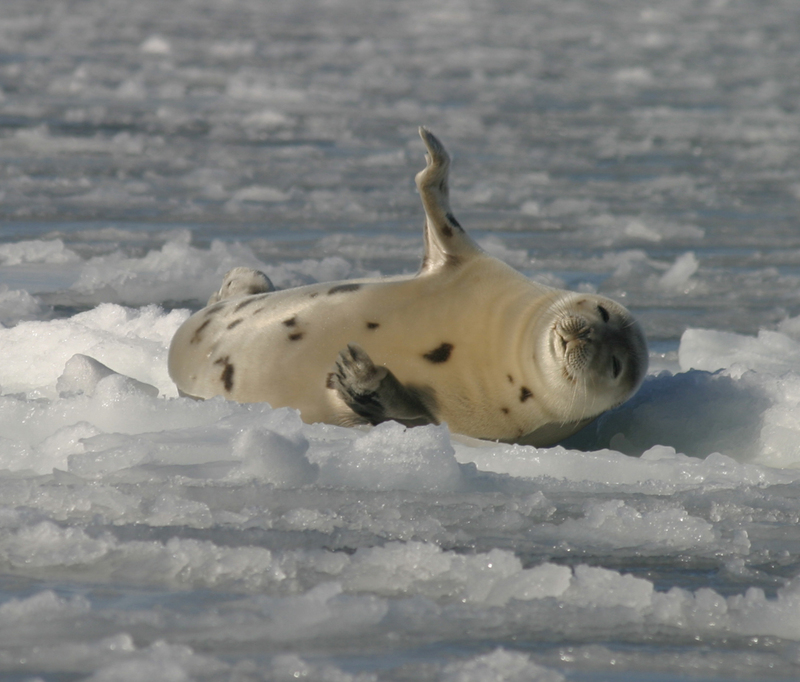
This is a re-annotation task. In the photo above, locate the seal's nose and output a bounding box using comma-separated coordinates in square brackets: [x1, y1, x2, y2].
[555, 316, 592, 349]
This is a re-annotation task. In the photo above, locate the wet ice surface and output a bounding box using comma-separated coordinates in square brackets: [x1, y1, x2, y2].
[3, 0, 800, 680]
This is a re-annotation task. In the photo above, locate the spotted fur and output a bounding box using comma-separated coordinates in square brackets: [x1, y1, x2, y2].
[191, 319, 211, 344]
[213, 356, 235, 392]
[328, 283, 361, 295]
[234, 297, 261, 312]
[423, 343, 453, 364]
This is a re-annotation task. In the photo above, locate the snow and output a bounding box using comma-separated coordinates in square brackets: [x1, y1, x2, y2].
[2, 0, 800, 679]
[4, 264, 800, 680]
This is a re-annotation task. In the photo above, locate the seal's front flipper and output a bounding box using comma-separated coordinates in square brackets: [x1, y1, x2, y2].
[328, 343, 437, 427]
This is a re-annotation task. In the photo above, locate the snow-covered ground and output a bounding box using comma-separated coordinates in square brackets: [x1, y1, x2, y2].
[2, 0, 800, 680]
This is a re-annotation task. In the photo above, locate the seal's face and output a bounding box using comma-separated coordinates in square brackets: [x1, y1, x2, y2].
[541, 294, 648, 422]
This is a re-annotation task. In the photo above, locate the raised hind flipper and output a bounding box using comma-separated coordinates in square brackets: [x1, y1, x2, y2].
[415, 127, 482, 272]
[328, 343, 437, 427]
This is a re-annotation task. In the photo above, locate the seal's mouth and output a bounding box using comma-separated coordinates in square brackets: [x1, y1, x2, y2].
[552, 315, 593, 380]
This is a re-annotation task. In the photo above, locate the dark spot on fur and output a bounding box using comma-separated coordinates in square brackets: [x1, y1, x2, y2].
[445, 212, 462, 230]
[501, 407, 510, 414]
[204, 303, 225, 317]
[234, 297, 261, 312]
[283, 316, 297, 327]
[441, 223, 454, 238]
[326, 372, 336, 389]
[507, 374, 514, 383]
[221, 364, 234, 392]
[520, 386, 533, 402]
[423, 343, 453, 364]
[213, 356, 234, 392]
[289, 332, 304, 341]
[366, 322, 380, 330]
[227, 318, 244, 330]
[309, 292, 319, 298]
[248, 285, 266, 295]
[328, 283, 362, 295]
[255, 306, 267, 314]
[190, 319, 211, 344]
[445, 254, 461, 268]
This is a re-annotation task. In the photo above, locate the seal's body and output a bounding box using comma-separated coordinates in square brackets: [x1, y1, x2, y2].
[169, 128, 647, 446]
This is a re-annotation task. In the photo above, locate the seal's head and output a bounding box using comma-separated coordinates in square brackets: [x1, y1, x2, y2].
[538, 293, 648, 423]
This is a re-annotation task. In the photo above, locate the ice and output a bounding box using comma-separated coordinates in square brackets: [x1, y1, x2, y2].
[4, 287, 800, 680]
[0, 231, 362, 310]
[230, 425, 318, 488]
[0, 285, 42, 326]
[227, 185, 290, 204]
[441, 649, 565, 682]
[0, 238, 80, 266]
[139, 36, 172, 55]
[679, 327, 800, 377]
[546, 500, 724, 554]
[3, 0, 800, 678]
[658, 251, 700, 293]
[57, 354, 159, 398]
[313, 422, 466, 492]
[265, 654, 377, 682]
[0, 303, 184, 398]
[69, 231, 266, 306]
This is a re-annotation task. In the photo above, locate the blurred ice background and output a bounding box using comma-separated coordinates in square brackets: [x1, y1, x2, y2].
[2, 0, 800, 680]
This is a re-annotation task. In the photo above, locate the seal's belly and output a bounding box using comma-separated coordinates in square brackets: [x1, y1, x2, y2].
[168, 270, 556, 437]
[169, 277, 487, 424]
